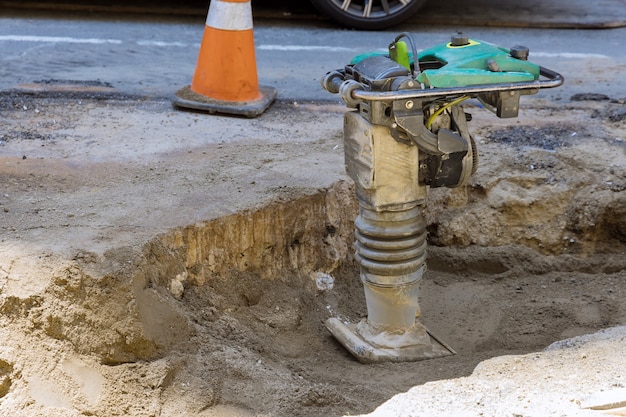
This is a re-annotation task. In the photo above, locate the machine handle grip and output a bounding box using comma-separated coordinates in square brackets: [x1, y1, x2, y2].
[339, 66, 564, 103]
[321, 70, 346, 94]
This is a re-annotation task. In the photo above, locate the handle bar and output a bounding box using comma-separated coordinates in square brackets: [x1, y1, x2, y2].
[323, 66, 564, 103]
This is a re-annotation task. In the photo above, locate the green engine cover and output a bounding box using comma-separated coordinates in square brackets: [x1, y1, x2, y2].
[416, 39, 540, 88]
[350, 38, 541, 89]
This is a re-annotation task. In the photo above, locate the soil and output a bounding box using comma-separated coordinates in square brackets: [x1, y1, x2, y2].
[0, 90, 625, 417]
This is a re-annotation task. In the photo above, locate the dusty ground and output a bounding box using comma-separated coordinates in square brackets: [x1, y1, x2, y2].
[0, 89, 625, 417]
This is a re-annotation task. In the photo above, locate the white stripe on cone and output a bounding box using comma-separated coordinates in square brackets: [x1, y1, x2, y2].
[206, 1, 253, 31]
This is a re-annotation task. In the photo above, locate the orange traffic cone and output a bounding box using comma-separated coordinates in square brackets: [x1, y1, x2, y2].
[173, 0, 276, 117]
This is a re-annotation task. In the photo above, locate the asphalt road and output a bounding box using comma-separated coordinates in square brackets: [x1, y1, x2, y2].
[0, 4, 625, 103]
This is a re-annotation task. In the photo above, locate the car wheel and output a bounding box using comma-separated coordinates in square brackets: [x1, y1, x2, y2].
[309, 0, 426, 30]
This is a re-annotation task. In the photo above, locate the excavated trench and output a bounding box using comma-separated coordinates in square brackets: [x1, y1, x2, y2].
[1, 98, 626, 416]
[3, 174, 625, 416]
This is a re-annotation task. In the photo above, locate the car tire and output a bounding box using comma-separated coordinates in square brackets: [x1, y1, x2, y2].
[309, 0, 426, 30]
